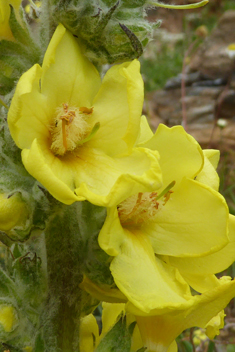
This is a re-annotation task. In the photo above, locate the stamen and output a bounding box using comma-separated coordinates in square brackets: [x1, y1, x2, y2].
[59, 110, 76, 151]
[156, 181, 175, 201]
[79, 107, 93, 114]
[118, 182, 176, 227]
[61, 118, 67, 151]
[50, 103, 93, 156]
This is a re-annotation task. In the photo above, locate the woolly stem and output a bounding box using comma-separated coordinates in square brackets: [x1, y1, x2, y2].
[43, 203, 83, 352]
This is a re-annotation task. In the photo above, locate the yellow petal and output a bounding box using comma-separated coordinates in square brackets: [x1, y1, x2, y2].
[110, 231, 191, 314]
[168, 214, 235, 277]
[73, 146, 162, 207]
[167, 341, 178, 352]
[145, 178, 228, 257]
[138, 124, 204, 191]
[41, 24, 101, 108]
[131, 324, 144, 351]
[7, 64, 50, 149]
[137, 115, 154, 145]
[22, 139, 82, 205]
[134, 278, 235, 352]
[22, 139, 161, 206]
[10, 0, 22, 9]
[196, 155, 219, 191]
[98, 207, 126, 257]
[89, 60, 144, 156]
[0, 1, 13, 40]
[206, 310, 225, 339]
[80, 314, 99, 352]
[179, 273, 220, 293]
[101, 302, 126, 340]
[203, 149, 220, 169]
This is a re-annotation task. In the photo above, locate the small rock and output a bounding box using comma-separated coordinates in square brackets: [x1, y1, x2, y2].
[189, 11, 235, 78]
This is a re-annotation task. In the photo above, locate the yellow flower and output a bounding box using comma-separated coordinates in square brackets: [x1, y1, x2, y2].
[193, 329, 208, 346]
[80, 302, 176, 352]
[205, 310, 225, 339]
[8, 24, 162, 206]
[0, 0, 21, 40]
[80, 276, 235, 352]
[225, 43, 235, 59]
[99, 123, 230, 312]
[80, 303, 126, 352]
[131, 277, 235, 352]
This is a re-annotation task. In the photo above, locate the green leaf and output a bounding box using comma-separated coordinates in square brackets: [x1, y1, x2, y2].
[181, 340, 193, 352]
[207, 340, 216, 352]
[0, 73, 15, 95]
[0, 55, 30, 72]
[0, 40, 26, 57]
[96, 316, 132, 352]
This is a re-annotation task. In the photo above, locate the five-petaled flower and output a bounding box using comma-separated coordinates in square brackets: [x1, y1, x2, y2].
[98, 124, 231, 312]
[7, 24, 162, 206]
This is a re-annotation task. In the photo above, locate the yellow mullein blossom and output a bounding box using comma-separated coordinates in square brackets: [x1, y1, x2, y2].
[162, 148, 235, 293]
[95, 121, 235, 352]
[8, 24, 162, 206]
[80, 277, 235, 352]
[80, 302, 177, 352]
[80, 303, 126, 352]
[131, 277, 235, 352]
[99, 124, 230, 312]
[225, 43, 235, 59]
[0, 0, 21, 40]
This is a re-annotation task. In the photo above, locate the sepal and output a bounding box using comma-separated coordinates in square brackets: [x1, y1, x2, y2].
[96, 315, 132, 352]
[0, 6, 42, 97]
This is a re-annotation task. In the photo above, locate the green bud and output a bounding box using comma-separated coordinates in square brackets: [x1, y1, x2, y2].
[0, 193, 28, 232]
[49, 0, 208, 65]
[0, 304, 18, 333]
[49, 0, 161, 64]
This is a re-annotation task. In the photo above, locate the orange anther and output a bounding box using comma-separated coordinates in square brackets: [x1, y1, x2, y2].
[79, 107, 94, 115]
[62, 103, 69, 113]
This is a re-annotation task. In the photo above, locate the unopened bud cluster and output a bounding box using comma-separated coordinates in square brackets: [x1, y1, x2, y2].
[50, 0, 161, 64]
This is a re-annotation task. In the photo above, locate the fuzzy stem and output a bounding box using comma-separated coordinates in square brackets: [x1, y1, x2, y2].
[39, 0, 57, 55]
[43, 203, 83, 352]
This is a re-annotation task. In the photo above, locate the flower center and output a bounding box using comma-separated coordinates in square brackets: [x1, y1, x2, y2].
[118, 181, 175, 227]
[50, 103, 93, 156]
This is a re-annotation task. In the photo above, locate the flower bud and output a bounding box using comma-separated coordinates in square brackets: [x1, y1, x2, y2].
[0, 304, 18, 333]
[195, 25, 208, 38]
[49, 0, 160, 64]
[0, 193, 29, 239]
